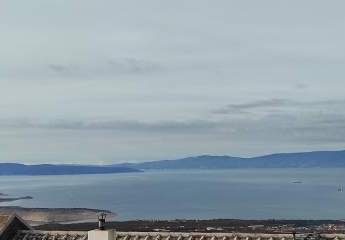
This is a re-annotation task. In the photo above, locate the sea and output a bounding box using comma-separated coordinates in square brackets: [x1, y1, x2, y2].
[1, 169, 345, 220]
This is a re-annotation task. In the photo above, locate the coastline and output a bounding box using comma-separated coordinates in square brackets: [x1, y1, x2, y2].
[0, 206, 115, 225]
[0, 192, 114, 224]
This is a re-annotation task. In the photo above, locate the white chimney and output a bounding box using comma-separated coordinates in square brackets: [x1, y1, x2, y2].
[88, 229, 114, 240]
[88, 212, 114, 240]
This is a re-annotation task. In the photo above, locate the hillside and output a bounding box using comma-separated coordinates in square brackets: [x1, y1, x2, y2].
[2, 150, 345, 174]
[0, 163, 140, 175]
[114, 150, 345, 169]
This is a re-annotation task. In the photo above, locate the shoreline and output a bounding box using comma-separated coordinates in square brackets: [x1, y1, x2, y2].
[0, 206, 115, 224]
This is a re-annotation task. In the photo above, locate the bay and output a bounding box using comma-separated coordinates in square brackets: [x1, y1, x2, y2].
[1, 169, 345, 220]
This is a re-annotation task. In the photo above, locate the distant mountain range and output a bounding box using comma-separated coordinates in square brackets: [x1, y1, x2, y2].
[1, 150, 345, 175]
[113, 150, 345, 169]
[0, 163, 140, 176]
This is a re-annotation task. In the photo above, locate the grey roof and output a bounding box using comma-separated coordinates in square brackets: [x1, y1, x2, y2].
[0, 216, 10, 232]
[13, 230, 87, 240]
[114, 232, 345, 240]
[11, 231, 345, 240]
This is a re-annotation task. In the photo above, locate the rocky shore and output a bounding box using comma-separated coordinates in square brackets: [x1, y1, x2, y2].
[0, 206, 114, 224]
[0, 192, 115, 224]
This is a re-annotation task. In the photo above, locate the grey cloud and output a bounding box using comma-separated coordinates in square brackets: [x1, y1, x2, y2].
[214, 99, 345, 114]
[0, 119, 220, 133]
[108, 58, 162, 74]
[48, 64, 79, 74]
[296, 83, 309, 89]
[214, 99, 291, 114]
[1, 111, 345, 163]
[2, 112, 345, 144]
[226, 112, 345, 144]
[46, 58, 162, 77]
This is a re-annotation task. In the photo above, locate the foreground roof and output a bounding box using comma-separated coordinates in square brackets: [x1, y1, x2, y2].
[0, 214, 31, 240]
[11, 231, 345, 240]
[13, 230, 87, 240]
[114, 232, 345, 240]
[0, 216, 10, 232]
[3, 216, 345, 240]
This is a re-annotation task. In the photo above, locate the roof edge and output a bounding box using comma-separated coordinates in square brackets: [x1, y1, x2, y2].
[0, 213, 32, 238]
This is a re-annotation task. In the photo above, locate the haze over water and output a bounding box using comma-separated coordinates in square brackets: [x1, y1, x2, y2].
[1, 169, 345, 220]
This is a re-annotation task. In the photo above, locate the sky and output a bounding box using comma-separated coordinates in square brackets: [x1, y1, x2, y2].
[1, 0, 345, 164]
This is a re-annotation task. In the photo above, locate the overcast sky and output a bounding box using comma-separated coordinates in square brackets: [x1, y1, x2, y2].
[1, 0, 345, 164]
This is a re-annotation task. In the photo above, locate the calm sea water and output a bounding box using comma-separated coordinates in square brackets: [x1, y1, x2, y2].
[1, 169, 345, 220]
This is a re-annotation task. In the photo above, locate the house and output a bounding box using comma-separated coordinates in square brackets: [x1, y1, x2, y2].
[1, 215, 345, 240]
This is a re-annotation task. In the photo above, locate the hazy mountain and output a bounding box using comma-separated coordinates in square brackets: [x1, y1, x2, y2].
[0, 163, 140, 176]
[2, 150, 345, 175]
[114, 150, 345, 169]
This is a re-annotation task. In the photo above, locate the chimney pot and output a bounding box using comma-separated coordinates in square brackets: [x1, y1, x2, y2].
[98, 212, 107, 230]
[88, 212, 114, 240]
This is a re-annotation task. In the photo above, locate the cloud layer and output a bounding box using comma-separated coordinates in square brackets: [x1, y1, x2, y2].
[1, 0, 345, 163]
[214, 99, 345, 114]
